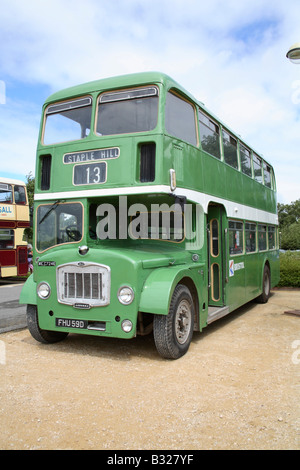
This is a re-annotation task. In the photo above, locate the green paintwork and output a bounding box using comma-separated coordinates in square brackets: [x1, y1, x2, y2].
[21, 71, 279, 342]
[139, 263, 204, 315]
[19, 274, 37, 305]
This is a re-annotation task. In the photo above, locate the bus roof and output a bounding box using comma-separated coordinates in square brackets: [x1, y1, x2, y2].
[45, 71, 178, 104]
[0, 177, 26, 186]
[44, 71, 273, 169]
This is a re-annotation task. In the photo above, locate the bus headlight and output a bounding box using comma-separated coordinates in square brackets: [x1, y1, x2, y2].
[37, 282, 51, 299]
[121, 319, 133, 333]
[118, 286, 134, 305]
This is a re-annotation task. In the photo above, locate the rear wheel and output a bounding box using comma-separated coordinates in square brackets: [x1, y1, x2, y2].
[27, 304, 68, 343]
[256, 265, 271, 303]
[153, 284, 194, 359]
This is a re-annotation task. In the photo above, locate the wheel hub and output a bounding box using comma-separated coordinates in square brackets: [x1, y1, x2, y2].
[175, 300, 192, 344]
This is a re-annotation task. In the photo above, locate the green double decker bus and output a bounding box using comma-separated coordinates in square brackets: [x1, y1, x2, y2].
[20, 72, 279, 359]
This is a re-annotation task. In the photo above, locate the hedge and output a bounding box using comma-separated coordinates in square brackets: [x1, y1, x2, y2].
[278, 251, 300, 287]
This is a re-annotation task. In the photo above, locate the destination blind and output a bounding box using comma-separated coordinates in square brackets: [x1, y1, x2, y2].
[64, 147, 119, 164]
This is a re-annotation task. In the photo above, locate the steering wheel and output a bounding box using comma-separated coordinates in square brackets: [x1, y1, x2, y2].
[65, 225, 81, 241]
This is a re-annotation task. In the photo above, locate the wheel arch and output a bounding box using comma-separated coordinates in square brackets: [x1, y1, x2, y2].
[19, 274, 37, 305]
[139, 266, 200, 318]
[260, 258, 271, 286]
[177, 276, 199, 331]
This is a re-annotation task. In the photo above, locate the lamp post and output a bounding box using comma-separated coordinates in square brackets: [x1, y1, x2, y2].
[286, 43, 300, 64]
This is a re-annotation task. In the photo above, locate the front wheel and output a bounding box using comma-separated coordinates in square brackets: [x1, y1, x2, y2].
[27, 305, 68, 344]
[153, 284, 195, 359]
[256, 265, 271, 303]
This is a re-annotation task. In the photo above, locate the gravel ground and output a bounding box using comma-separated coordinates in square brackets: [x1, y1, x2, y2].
[0, 288, 299, 450]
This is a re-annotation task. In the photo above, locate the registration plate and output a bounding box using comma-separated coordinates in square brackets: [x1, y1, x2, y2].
[56, 318, 88, 329]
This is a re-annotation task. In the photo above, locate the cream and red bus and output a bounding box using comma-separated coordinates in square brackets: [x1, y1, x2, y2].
[0, 177, 29, 278]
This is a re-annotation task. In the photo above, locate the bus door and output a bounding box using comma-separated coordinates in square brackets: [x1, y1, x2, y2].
[207, 205, 225, 307]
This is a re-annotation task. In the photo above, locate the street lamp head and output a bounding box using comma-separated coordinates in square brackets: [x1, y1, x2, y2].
[286, 42, 300, 64]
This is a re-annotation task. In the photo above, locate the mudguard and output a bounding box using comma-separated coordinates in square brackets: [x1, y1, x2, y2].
[139, 265, 198, 315]
[19, 274, 37, 305]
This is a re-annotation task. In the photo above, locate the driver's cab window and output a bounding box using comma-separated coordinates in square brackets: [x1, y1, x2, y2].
[36, 202, 83, 251]
[59, 212, 80, 243]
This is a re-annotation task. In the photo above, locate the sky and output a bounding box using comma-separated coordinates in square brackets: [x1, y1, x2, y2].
[0, 0, 299, 204]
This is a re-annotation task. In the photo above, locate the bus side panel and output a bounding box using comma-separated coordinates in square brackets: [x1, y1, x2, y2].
[226, 254, 246, 312]
[0, 250, 16, 266]
[244, 254, 261, 300]
[268, 251, 280, 288]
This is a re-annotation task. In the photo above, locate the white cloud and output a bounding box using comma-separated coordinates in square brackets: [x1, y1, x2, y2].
[0, 0, 299, 203]
[0, 99, 40, 176]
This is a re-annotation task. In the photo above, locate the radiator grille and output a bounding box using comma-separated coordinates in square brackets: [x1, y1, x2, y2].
[57, 262, 110, 306]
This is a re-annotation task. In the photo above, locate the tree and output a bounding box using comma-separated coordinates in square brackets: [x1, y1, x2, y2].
[24, 172, 35, 243]
[278, 199, 300, 250]
[278, 199, 300, 229]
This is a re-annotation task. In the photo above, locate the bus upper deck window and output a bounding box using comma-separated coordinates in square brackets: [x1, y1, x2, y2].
[96, 87, 159, 136]
[0, 183, 12, 203]
[43, 97, 92, 145]
[199, 111, 221, 159]
[263, 162, 272, 188]
[222, 130, 238, 169]
[240, 144, 252, 177]
[165, 92, 197, 146]
[253, 153, 263, 183]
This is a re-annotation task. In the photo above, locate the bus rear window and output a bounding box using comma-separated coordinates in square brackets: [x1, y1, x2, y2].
[43, 97, 92, 145]
[96, 87, 158, 136]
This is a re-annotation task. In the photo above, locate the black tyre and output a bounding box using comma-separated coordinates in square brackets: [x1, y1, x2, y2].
[153, 284, 194, 359]
[256, 265, 271, 303]
[27, 304, 68, 344]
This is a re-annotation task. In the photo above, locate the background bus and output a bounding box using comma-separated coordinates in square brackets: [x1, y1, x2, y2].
[20, 72, 279, 359]
[0, 177, 29, 278]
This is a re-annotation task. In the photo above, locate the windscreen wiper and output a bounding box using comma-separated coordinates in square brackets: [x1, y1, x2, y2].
[39, 199, 65, 224]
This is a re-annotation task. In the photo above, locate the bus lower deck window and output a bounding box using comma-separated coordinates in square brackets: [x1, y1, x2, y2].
[229, 220, 243, 254]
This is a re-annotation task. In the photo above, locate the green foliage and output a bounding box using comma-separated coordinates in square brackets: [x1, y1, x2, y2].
[25, 171, 35, 208]
[278, 199, 300, 250]
[280, 222, 300, 250]
[278, 199, 300, 228]
[278, 251, 300, 287]
[24, 172, 35, 244]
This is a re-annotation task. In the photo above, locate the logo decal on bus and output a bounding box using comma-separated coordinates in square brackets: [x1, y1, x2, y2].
[229, 260, 245, 277]
[0, 205, 13, 214]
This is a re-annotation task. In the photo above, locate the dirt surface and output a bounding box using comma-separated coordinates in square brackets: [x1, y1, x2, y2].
[0, 288, 299, 450]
